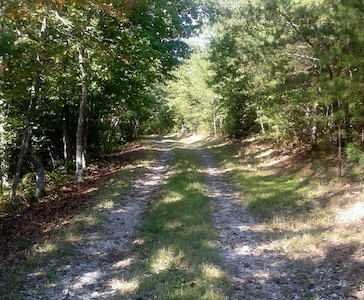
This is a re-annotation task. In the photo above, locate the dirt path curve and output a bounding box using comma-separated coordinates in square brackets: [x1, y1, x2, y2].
[23, 142, 173, 299]
[195, 146, 303, 300]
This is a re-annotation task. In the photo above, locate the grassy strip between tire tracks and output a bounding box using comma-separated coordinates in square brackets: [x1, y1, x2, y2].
[116, 144, 230, 299]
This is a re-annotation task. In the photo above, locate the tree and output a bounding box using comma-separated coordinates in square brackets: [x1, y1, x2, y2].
[1, 0, 204, 200]
[163, 49, 217, 134]
[207, 0, 364, 171]
[7, 5, 48, 203]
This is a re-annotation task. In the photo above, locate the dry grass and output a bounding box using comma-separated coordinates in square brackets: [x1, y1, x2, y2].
[205, 135, 364, 298]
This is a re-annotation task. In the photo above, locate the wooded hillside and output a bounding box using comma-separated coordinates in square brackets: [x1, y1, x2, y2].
[1, 0, 364, 203]
[167, 0, 364, 179]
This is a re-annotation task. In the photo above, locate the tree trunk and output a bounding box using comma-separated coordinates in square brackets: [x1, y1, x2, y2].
[0, 109, 7, 190]
[361, 85, 364, 151]
[62, 101, 72, 170]
[9, 73, 39, 203]
[61, 52, 72, 170]
[75, 45, 88, 181]
[0, 9, 7, 189]
[343, 101, 351, 145]
[133, 118, 140, 139]
[8, 17, 46, 203]
[0, 46, 7, 189]
[27, 154, 46, 198]
[337, 98, 342, 178]
[213, 107, 217, 137]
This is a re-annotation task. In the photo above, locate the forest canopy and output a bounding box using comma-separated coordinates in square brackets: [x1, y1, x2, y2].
[0, 0, 207, 201]
[168, 0, 364, 173]
[1, 0, 364, 202]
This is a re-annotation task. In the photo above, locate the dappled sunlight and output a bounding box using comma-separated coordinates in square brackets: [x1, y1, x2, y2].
[73, 214, 98, 226]
[185, 181, 205, 191]
[163, 191, 183, 203]
[72, 270, 104, 290]
[109, 207, 128, 214]
[111, 257, 134, 269]
[201, 263, 226, 281]
[64, 231, 84, 244]
[150, 247, 183, 274]
[110, 277, 139, 295]
[33, 241, 58, 255]
[165, 220, 185, 230]
[111, 145, 230, 299]
[336, 201, 364, 224]
[27, 270, 47, 279]
[95, 199, 116, 209]
[203, 165, 231, 176]
[80, 187, 98, 195]
[180, 135, 205, 144]
[255, 148, 274, 158]
[196, 136, 364, 298]
[260, 154, 290, 167]
[281, 233, 327, 261]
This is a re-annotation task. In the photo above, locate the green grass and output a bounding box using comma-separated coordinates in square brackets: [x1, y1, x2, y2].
[204, 137, 326, 219]
[203, 136, 364, 296]
[116, 146, 229, 299]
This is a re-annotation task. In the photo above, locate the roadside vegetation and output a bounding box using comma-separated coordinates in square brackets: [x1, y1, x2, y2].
[204, 135, 364, 298]
[0, 139, 159, 298]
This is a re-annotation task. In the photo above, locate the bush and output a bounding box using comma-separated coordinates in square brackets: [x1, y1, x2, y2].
[346, 143, 364, 165]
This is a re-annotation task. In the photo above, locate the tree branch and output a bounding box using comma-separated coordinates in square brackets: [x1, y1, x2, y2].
[279, 9, 315, 48]
[285, 52, 319, 61]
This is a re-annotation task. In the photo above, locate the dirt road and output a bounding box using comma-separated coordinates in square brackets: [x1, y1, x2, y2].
[20, 138, 355, 299]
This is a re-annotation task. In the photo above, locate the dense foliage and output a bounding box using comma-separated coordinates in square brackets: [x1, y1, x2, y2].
[0, 0, 204, 200]
[208, 0, 364, 155]
[2, 0, 364, 201]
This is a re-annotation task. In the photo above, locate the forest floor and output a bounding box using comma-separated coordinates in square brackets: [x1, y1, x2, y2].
[0, 135, 363, 299]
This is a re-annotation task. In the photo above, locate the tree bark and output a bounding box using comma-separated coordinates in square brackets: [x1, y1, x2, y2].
[8, 17, 46, 203]
[62, 101, 72, 169]
[0, 9, 8, 190]
[75, 45, 88, 181]
[9, 73, 39, 203]
[361, 85, 364, 151]
[27, 154, 46, 198]
[0, 54, 7, 189]
[337, 98, 342, 178]
[61, 52, 72, 170]
[213, 107, 217, 137]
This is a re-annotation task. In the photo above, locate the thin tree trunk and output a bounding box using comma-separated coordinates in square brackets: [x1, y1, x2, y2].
[27, 154, 46, 198]
[361, 85, 364, 151]
[62, 101, 72, 169]
[259, 114, 265, 134]
[213, 107, 217, 137]
[76, 45, 88, 181]
[61, 52, 72, 170]
[9, 17, 46, 203]
[337, 98, 342, 178]
[0, 6, 8, 190]
[9, 73, 39, 203]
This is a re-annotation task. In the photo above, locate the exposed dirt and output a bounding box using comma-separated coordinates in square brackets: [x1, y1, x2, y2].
[2, 137, 363, 299]
[0, 144, 146, 264]
[15, 143, 173, 299]
[196, 146, 362, 300]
